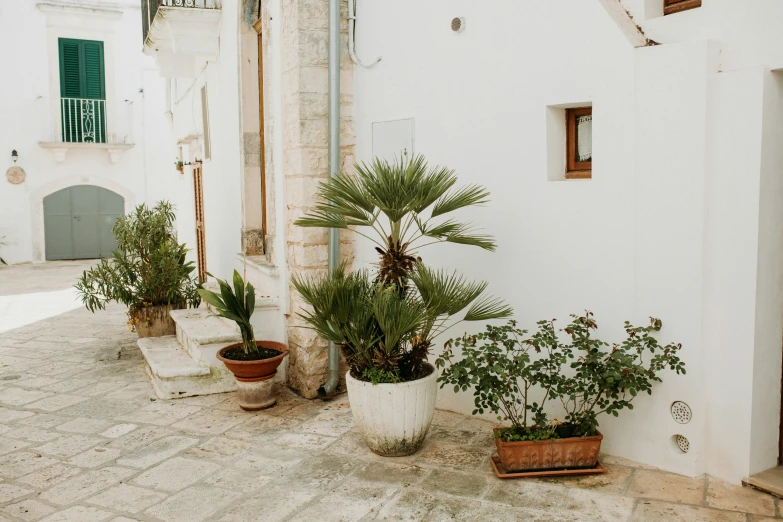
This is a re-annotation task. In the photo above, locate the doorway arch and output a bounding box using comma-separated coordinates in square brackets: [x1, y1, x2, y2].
[30, 177, 135, 262]
[43, 185, 124, 260]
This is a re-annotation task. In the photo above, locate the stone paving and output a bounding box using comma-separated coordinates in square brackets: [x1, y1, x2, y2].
[0, 262, 780, 522]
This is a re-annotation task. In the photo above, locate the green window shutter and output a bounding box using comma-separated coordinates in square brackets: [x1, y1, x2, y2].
[58, 38, 106, 143]
[58, 38, 105, 100]
[83, 41, 105, 100]
[59, 39, 82, 98]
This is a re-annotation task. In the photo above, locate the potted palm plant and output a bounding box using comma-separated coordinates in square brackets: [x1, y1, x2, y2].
[437, 313, 686, 476]
[75, 202, 201, 337]
[293, 155, 511, 456]
[198, 270, 288, 410]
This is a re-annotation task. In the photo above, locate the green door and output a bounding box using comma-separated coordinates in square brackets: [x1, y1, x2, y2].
[44, 186, 123, 260]
[58, 38, 106, 143]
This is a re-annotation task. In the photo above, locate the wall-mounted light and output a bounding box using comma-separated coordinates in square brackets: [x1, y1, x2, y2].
[11, 150, 18, 163]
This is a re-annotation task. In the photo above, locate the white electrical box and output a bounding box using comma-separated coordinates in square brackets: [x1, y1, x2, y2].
[372, 118, 414, 162]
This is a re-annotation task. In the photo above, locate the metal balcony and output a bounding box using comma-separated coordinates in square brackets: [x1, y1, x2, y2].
[37, 98, 135, 163]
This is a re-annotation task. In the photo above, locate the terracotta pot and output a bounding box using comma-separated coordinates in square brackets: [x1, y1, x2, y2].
[346, 364, 438, 457]
[234, 370, 277, 410]
[132, 304, 182, 338]
[217, 341, 288, 379]
[494, 428, 603, 472]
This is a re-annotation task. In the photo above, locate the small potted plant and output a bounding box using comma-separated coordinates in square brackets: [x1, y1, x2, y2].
[75, 202, 201, 337]
[198, 270, 288, 410]
[293, 155, 511, 456]
[437, 312, 686, 475]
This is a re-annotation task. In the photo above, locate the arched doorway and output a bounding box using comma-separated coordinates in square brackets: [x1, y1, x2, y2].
[43, 185, 124, 260]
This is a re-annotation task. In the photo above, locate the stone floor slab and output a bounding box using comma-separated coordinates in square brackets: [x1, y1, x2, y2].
[87, 483, 167, 513]
[0, 483, 34, 503]
[627, 469, 706, 505]
[0, 262, 779, 522]
[115, 435, 198, 469]
[633, 500, 747, 521]
[143, 485, 242, 522]
[38, 466, 135, 506]
[130, 456, 221, 492]
[38, 505, 114, 522]
[1, 499, 57, 521]
[705, 479, 777, 516]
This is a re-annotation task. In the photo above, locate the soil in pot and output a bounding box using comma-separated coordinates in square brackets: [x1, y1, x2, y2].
[217, 341, 288, 380]
[220, 346, 282, 361]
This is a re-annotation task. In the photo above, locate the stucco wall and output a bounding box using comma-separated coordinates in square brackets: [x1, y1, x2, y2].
[351, 0, 783, 483]
[0, 0, 175, 264]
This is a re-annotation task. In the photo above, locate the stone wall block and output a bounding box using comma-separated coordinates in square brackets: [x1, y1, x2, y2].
[284, 148, 329, 177]
[298, 31, 329, 67]
[286, 176, 327, 210]
[290, 244, 328, 268]
[298, 0, 328, 31]
[298, 67, 329, 94]
[299, 119, 329, 148]
[299, 92, 329, 120]
[340, 118, 355, 147]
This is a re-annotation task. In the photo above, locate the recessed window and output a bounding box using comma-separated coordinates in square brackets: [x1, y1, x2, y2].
[566, 107, 592, 179]
[664, 0, 701, 16]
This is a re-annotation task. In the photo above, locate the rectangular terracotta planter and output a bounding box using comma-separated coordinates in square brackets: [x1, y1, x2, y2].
[494, 427, 603, 472]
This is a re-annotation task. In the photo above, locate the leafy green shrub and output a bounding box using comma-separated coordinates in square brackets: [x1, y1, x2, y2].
[198, 270, 257, 354]
[436, 312, 685, 441]
[293, 156, 511, 383]
[75, 202, 200, 326]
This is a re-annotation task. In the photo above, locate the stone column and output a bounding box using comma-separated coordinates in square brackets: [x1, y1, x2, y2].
[279, 0, 354, 398]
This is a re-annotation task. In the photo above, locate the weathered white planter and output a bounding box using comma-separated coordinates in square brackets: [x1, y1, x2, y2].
[346, 366, 438, 456]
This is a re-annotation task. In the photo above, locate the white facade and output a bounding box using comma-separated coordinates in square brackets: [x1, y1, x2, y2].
[350, 0, 783, 484]
[153, 0, 287, 344]
[0, 0, 176, 264]
[141, 0, 783, 485]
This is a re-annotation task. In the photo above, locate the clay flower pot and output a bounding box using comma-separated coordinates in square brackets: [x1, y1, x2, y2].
[132, 304, 183, 338]
[345, 364, 438, 456]
[494, 427, 603, 472]
[217, 341, 288, 411]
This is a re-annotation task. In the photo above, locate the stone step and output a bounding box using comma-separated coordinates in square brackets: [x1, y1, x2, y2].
[137, 336, 235, 399]
[171, 308, 242, 351]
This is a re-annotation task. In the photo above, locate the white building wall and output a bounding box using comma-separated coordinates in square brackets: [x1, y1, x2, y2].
[0, 0, 175, 264]
[166, 2, 245, 281]
[352, 0, 783, 483]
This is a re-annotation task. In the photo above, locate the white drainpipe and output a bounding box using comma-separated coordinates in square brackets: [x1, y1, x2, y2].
[319, 0, 343, 398]
[347, 0, 381, 68]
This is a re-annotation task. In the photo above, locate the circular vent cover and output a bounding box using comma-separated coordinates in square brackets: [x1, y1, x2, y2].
[675, 434, 690, 453]
[671, 401, 692, 424]
[451, 17, 465, 33]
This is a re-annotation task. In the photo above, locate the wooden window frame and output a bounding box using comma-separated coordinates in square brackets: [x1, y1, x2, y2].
[664, 0, 702, 16]
[566, 107, 592, 179]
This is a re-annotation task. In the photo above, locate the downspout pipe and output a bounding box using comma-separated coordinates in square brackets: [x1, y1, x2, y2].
[318, 0, 342, 399]
[347, 0, 381, 68]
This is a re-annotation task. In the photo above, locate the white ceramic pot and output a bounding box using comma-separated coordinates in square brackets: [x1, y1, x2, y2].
[346, 366, 438, 456]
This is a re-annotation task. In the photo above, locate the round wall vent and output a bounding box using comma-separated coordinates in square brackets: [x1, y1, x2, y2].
[670, 401, 692, 424]
[670, 434, 690, 454]
[451, 17, 466, 33]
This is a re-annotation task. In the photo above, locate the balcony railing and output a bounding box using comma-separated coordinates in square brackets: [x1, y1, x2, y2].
[142, 0, 221, 44]
[38, 97, 134, 145]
